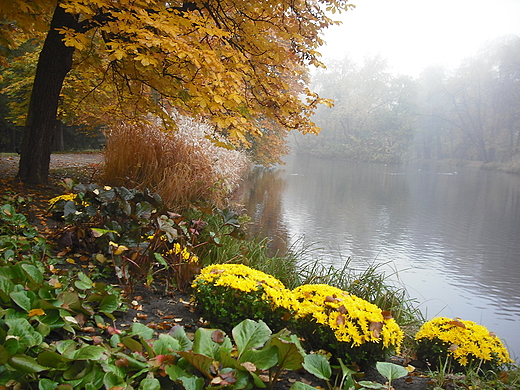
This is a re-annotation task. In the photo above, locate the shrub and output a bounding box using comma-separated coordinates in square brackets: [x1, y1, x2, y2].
[191, 263, 293, 332]
[290, 284, 403, 366]
[192, 264, 404, 367]
[103, 113, 249, 210]
[415, 317, 513, 373]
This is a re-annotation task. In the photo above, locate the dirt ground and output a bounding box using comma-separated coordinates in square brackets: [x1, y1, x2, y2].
[0, 153, 433, 390]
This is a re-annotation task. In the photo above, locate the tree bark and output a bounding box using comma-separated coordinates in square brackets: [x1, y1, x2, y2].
[17, 3, 78, 184]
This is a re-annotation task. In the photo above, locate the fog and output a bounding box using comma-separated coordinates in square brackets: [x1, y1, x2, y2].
[320, 0, 520, 77]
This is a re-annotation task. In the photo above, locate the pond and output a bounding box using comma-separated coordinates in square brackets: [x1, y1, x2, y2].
[236, 155, 520, 361]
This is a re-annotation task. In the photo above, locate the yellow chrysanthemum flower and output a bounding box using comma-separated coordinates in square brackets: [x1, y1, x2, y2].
[415, 317, 512, 366]
[48, 193, 77, 206]
[291, 284, 403, 351]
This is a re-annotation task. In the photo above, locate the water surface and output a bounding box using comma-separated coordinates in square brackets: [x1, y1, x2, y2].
[238, 155, 520, 360]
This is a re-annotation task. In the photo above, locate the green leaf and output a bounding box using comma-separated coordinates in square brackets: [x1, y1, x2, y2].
[99, 294, 119, 314]
[71, 345, 106, 361]
[289, 382, 319, 390]
[21, 263, 43, 286]
[135, 202, 153, 219]
[177, 351, 214, 377]
[37, 351, 72, 368]
[0, 275, 14, 303]
[139, 375, 161, 390]
[232, 319, 271, 358]
[171, 325, 193, 351]
[154, 252, 169, 269]
[9, 290, 32, 312]
[165, 363, 191, 381]
[39, 378, 59, 390]
[153, 333, 180, 355]
[239, 346, 278, 370]
[302, 354, 331, 381]
[376, 361, 409, 382]
[357, 381, 386, 389]
[131, 322, 155, 340]
[0, 344, 9, 365]
[179, 376, 204, 390]
[9, 355, 48, 373]
[75, 272, 93, 290]
[6, 318, 43, 349]
[193, 328, 232, 359]
[269, 329, 305, 371]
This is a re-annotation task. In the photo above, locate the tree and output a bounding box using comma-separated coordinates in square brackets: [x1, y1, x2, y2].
[0, 0, 351, 184]
[297, 55, 417, 162]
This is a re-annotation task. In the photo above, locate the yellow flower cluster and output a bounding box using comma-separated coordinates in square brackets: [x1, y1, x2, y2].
[415, 317, 512, 366]
[193, 264, 293, 310]
[193, 265, 403, 352]
[48, 193, 77, 207]
[292, 284, 403, 351]
[166, 243, 199, 263]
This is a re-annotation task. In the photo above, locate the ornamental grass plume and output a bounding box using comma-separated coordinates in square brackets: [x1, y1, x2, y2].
[415, 317, 512, 373]
[191, 264, 293, 332]
[290, 284, 404, 366]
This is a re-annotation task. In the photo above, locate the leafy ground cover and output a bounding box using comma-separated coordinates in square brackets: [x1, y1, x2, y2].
[0, 154, 518, 390]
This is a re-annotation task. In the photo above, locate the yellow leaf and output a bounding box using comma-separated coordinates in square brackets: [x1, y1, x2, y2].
[28, 308, 45, 317]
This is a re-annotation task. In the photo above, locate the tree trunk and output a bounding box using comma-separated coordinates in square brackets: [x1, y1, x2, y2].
[17, 3, 78, 184]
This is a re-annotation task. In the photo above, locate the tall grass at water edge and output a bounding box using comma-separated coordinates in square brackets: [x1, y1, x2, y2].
[103, 113, 250, 210]
[199, 228, 423, 332]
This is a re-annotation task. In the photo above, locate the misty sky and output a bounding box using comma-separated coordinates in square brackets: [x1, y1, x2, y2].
[319, 0, 520, 77]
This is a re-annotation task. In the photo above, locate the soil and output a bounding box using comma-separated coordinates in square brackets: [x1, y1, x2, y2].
[0, 153, 433, 390]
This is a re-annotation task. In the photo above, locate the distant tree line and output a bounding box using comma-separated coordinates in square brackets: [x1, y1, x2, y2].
[295, 36, 520, 168]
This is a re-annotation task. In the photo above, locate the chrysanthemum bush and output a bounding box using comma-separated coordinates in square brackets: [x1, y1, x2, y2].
[291, 284, 404, 366]
[191, 263, 293, 332]
[415, 317, 513, 373]
[192, 264, 404, 365]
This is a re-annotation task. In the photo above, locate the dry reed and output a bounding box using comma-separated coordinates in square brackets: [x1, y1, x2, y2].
[103, 114, 250, 210]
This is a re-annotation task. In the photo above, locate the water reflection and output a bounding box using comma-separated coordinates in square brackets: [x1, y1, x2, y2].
[237, 155, 520, 360]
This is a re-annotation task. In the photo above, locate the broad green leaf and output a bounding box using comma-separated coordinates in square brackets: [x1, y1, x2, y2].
[239, 346, 278, 370]
[376, 361, 409, 382]
[135, 202, 152, 219]
[99, 294, 119, 314]
[153, 333, 180, 355]
[232, 319, 271, 358]
[71, 345, 106, 360]
[6, 317, 43, 349]
[165, 363, 191, 381]
[357, 381, 385, 389]
[21, 263, 43, 286]
[193, 328, 232, 359]
[0, 344, 9, 365]
[39, 378, 59, 390]
[9, 355, 47, 373]
[289, 382, 318, 390]
[9, 290, 32, 312]
[302, 354, 331, 380]
[269, 329, 305, 371]
[177, 351, 214, 376]
[179, 376, 204, 390]
[131, 322, 155, 340]
[37, 351, 72, 368]
[75, 272, 93, 290]
[122, 336, 143, 352]
[0, 275, 14, 303]
[171, 325, 193, 351]
[139, 375, 161, 390]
